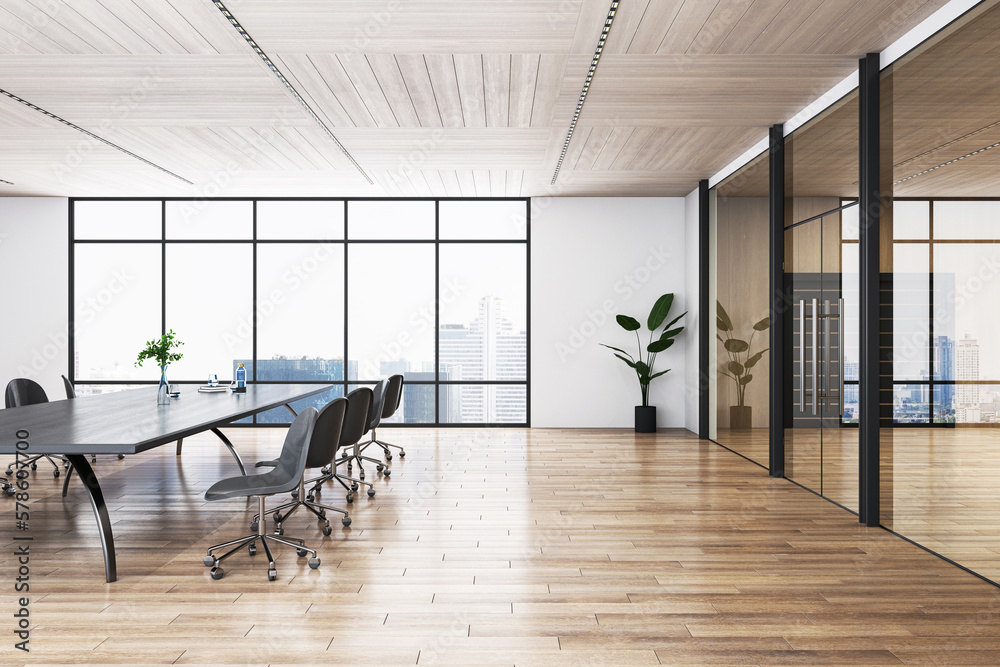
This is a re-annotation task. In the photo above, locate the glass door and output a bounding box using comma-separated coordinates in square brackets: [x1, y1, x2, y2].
[785, 208, 859, 512]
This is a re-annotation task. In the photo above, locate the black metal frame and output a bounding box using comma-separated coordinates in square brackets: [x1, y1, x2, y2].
[67, 197, 531, 428]
[698, 180, 710, 440]
[858, 52, 881, 527]
[768, 123, 785, 478]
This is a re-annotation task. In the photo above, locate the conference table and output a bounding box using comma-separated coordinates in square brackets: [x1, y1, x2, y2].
[0, 383, 333, 582]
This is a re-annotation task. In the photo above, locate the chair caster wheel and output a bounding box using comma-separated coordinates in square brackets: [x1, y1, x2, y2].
[308, 557, 320, 569]
[274, 525, 284, 536]
[4, 486, 14, 497]
[359, 472, 366, 481]
[376, 464, 383, 472]
[346, 494, 354, 503]
[53, 469, 60, 478]
[118, 454, 125, 460]
[4, 469, 12, 476]
[250, 521, 259, 532]
[386, 454, 393, 461]
[323, 524, 333, 536]
[351, 483, 359, 492]
[203, 554, 217, 567]
[306, 496, 315, 503]
[400, 451, 405, 458]
[31, 463, 37, 471]
[296, 548, 308, 557]
[319, 510, 327, 519]
[273, 512, 282, 524]
[341, 516, 351, 527]
[91, 456, 96, 463]
[249, 543, 257, 556]
[384, 468, 391, 477]
[268, 569, 277, 582]
[367, 488, 375, 497]
[211, 567, 225, 580]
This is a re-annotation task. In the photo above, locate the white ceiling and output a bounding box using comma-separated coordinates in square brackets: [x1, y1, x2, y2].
[0, 0, 951, 198]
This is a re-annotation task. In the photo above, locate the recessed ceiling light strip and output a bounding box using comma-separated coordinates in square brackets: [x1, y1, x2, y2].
[894, 139, 1000, 185]
[0, 88, 193, 185]
[894, 119, 1000, 170]
[551, 0, 619, 186]
[0, 178, 13, 185]
[210, 0, 373, 185]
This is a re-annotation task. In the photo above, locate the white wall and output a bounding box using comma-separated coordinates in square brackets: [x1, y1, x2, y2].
[0, 198, 69, 402]
[531, 197, 687, 428]
[683, 188, 700, 434]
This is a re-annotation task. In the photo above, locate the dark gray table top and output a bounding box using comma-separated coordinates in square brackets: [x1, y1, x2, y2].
[0, 384, 332, 455]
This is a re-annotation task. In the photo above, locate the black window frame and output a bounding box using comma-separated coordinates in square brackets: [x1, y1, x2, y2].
[68, 197, 531, 428]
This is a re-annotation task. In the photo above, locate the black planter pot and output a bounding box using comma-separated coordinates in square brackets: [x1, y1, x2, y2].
[634, 406, 656, 433]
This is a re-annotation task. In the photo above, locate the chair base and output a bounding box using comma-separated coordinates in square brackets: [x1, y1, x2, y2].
[358, 428, 405, 461]
[253, 479, 351, 534]
[204, 496, 320, 581]
[5, 454, 68, 478]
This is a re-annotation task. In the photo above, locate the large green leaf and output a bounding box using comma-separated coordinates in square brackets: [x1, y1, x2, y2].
[600, 343, 635, 361]
[724, 339, 749, 353]
[660, 327, 684, 340]
[648, 369, 671, 380]
[613, 353, 636, 369]
[661, 311, 687, 333]
[728, 361, 744, 376]
[616, 314, 641, 331]
[647, 338, 674, 353]
[647, 293, 674, 331]
[753, 316, 771, 331]
[739, 374, 754, 385]
[744, 349, 769, 369]
[635, 361, 650, 376]
[717, 301, 733, 331]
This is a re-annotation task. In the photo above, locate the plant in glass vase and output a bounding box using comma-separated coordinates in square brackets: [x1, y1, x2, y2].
[135, 329, 184, 405]
[716, 301, 768, 429]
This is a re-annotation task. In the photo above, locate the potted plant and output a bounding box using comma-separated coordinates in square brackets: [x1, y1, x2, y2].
[135, 329, 184, 405]
[716, 301, 768, 429]
[602, 294, 685, 433]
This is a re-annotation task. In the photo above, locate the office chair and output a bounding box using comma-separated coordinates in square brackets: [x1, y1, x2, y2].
[343, 378, 391, 480]
[359, 373, 405, 462]
[251, 396, 352, 536]
[202, 407, 321, 581]
[3, 379, 69, 478]
[310, 386, 376, 503]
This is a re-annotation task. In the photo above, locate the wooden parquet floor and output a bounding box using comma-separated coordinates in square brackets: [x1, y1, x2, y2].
[2, 427, 1000, 665]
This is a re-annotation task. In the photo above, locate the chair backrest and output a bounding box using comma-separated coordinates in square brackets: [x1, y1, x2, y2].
[339, 387, 373, 448]
[367, 378, 390, 433]
[61, 375, 77, 399]
[269, 407, 319, 490]
[305, 397, 348, 469]
[381, 374, 404, 419]
[5, 378, 49, 409]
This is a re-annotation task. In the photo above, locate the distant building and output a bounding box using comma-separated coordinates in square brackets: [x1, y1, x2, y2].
[956, 334, 980, 421]
[934, 335, 955, 413]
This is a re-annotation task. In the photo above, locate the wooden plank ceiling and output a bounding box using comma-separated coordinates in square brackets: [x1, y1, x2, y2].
[0, 0, 952, 198]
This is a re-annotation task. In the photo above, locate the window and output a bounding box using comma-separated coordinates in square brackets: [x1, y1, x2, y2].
[70, 198, 529, 426]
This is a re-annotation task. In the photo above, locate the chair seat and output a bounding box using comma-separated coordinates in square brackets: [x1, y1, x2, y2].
[254, 458, 279, 468]
[205, 469, 300, 501]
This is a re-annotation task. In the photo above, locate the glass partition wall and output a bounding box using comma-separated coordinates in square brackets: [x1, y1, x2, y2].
[879, 0, 1000, 584]
[70, 198, 529, 426]
[709, 152, 771, 467]
[784, 91, 860, 513]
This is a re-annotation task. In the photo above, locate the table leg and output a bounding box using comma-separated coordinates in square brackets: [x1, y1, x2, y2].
[61, 462, 74, 497]
[65, 455, 117, 583]
[211, 428, 247, 476]
[283, 404, 298, 417]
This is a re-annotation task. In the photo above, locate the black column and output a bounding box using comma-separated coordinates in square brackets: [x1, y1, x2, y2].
[768, 125, 785, 478]
[859, 52, 881, 527]
[698, 179, 710, 440]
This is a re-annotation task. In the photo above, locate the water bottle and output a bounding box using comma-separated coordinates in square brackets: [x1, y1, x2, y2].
[236, 363, 246, 392]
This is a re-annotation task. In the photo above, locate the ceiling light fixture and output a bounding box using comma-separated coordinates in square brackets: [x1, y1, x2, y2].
[210, 0, 373, 185]
[894, 139, 1000, 185]
[0, 178, 12, 185]
[895, 119, 1000, 170]
[551, 0, 619, 186]
[0, 88, 192, 184]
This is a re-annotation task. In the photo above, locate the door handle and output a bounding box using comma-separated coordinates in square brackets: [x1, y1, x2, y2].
[799, 299, 805, 413]
[812, 298, 818, 416]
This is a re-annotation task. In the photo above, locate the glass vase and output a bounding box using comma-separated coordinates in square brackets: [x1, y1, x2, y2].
[157, 365, 170, 405]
